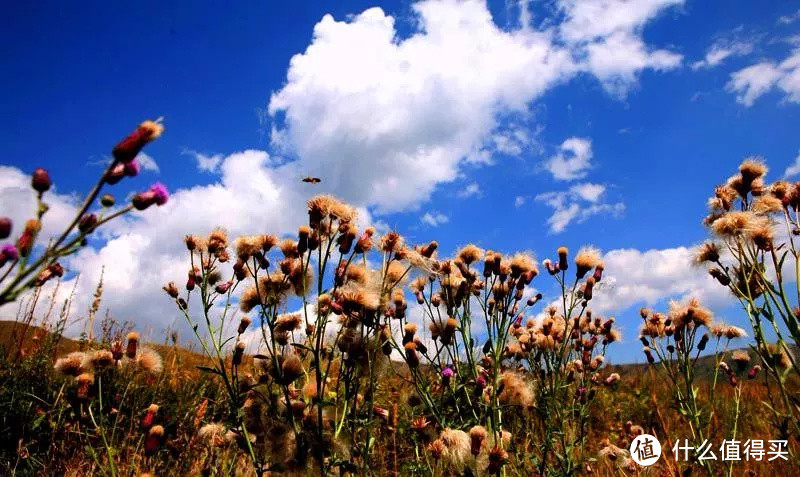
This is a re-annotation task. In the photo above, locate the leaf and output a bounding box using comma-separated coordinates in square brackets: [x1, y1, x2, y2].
[195, 365, 220, 375]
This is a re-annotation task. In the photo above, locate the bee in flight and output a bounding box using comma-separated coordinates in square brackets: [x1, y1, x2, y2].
[302, 176, 321, 184]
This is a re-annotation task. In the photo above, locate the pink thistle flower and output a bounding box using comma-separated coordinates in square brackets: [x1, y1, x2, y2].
[0, 244, 19, 266]
[124, 158, 141, 177]
[132, 182, 169, 210]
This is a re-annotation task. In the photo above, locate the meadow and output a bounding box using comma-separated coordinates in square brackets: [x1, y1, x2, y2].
[1, 121, 799, 476]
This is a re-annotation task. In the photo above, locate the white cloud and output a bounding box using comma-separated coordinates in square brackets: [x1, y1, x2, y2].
[726, 49, 800, 106]
[535, 182, 623, 233]
[778, 9, 800, 25]
[183, 149, 224, 173]
[269, 1, 685, 212]
[421, 211, 449, 227]
[556, 0, 684, 95]
[545, 137, 593, 181]
[0, 166, 79, 242]
[514, 195, 526, 207]
[136, 153, 160, 173]
[570, 182, 605, 202]
[0, 0, 685, 341]
[457, 182, 482, 198]
[591, 246, 730, 315]
[783, 151, 800, 178]
[691, 40, 754, 70]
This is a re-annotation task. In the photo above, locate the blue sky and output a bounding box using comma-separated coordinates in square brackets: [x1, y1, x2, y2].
[2, 0, 800, 362]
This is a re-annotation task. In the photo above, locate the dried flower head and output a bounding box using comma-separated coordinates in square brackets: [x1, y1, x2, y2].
[54, 352, 87, 376]
[575, 246, 602, 278]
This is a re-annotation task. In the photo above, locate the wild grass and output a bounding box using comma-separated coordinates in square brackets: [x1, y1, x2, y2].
[0, 124, 798, 475]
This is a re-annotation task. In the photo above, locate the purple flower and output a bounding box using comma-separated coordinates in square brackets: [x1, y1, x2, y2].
[124, 159, 141, 177]
[442, 367, 454, 379]
[0, 244, 19, 266]
[476, 375, 487, 388]
[150, 182, 169, 206]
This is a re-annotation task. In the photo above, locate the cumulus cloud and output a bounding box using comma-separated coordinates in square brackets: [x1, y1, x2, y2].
[0, 166, 79, 242]
[726, 49, 800, 106]
[269, 0, 684, 212]
[691, 40, 754, 70]
[544, 137, 593, 181]
[0, 0, 686, 341]
[592, 246, 730, 314]
[535, 182, 624, 233]
[457, 182, 482, 198]
[556, 0, 684, 95]
[421, 211, 449, 227]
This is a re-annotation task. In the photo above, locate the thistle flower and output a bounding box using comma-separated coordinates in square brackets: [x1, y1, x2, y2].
[427, 439, 446, 460]
[76, 373, 94, 399]
[575, 246, 602, 279]
[197, 423, 227, 446]
[142, 404, 159, 428]
[232, 341, 246, 366]
[604, 373, 621, 386]
[162, 281, 179, 298]
[238, 316, 251, 334]
[278, 355, 303, 385]
[31, 167, 52, 193]
[112, 119, 164, 163]
[126, 332, 139, 359]
[132, 182, 169, 210]
[762, 343, 791, 370]
[510, 252, 537, 279]
[731, 350, 750, 373]
[439, 428, 471, 469]
[54, 351, 86, 376]
[739, 157, 767, 183]
[144, 425, 165, 456]
[753, 194, 784, 214]
[557, 246, 569, 271]
[404, 342, 419, 368]
[748, 364, 762, 379]
[34, 262, 64, 286]
[487, 445, 509, 473]
[583, 277, 595, 301]
[90, 350, 114, 369]
[135, 347, 163, 374]
[710, 211, 768, 237]
[0, 217, 10, 240]
[643, 346, 655, 364]
[695, 242, 720, 264]
[379, 231, 404, 253]
[402, 323, 418, 344]
[354, 226, 375, 254]
[457, 244, 484, 265]
[386, 260, 407, 284]
[468, 425, 487, 456]
[110, 341, 124, 361]
[16, 219, 41, 258]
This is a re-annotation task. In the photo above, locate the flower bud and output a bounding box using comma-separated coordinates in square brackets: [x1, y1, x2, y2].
[0, 217, 11, 239]
[557, 247, 569, 271]
[112, 120, 164, 163]
[100, 194, 115, 207]
[78, 214, 98, 234]
[163, 282, 179, 298]
[0, 244, 19, 267]
[31, 168, 51, 193]
[104, 162, 126, 185]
